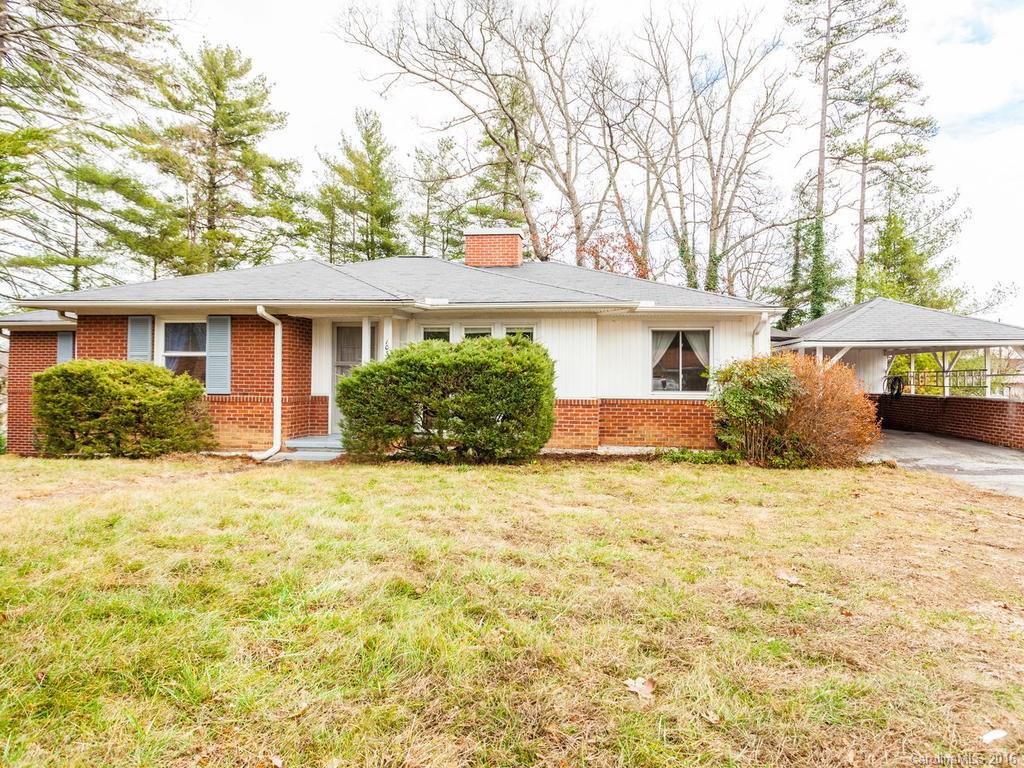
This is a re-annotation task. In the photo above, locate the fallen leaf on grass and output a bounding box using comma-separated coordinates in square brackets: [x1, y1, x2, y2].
[981, 729, 1007, 745]
[269, 756, 283, 768]
[699, 710, 721, 725]
[840, 608, 853, 617]
[776, 570, 805, 587]
[624, 677, 656, 702]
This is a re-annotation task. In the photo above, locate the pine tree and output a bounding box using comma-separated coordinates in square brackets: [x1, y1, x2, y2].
[787, 0, 905, 318]
[0, 0, 164, 300]
[831, 49, 936, 301]
[318, 110, 404, 261]
[465, 83, 536, 235]
[408, 138, 468, 259]
[114, 44, 302, 274]
[861, 189, 965, 310]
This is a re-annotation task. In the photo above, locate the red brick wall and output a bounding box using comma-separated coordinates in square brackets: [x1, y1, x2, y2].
[207, 314, 325, 449]
[548, 398, 716, 450]
[873, 394, 1024, 451]
[6, 313, 326, 454]
[76, 315, 129, 359]
[6, 332, 57, 455]
[598, 399, 716, 449]
[464, 232, 523, 268]
[550, 400, 601, 450]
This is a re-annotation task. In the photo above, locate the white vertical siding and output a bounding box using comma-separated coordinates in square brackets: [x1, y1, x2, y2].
[537, 317, 597, 398]
[311, 318, 332, 396]
[309, 311, 765, 400]
[596, 313, 764, 398]
[843, 348, 887, 394]
[596, 317, 646, 397]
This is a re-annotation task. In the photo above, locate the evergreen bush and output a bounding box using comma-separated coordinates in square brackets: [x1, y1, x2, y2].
[32, 360, 214, 458]
[337, 336, 555, 463]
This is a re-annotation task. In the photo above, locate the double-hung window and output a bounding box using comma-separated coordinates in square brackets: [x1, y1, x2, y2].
[505, 326, 534, 341]
[651, 330, 710, 393]
[164, 322, 208, 384]
[422, 327, 451, 342]
[464, 326, 492, 339]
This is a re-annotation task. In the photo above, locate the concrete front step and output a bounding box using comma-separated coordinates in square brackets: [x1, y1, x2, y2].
[268, 449, 342, 463]
[285, 434, 342, 451]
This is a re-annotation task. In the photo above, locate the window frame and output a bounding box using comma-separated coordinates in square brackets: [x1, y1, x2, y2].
[156, 317, 209, 384]
[463, 326, 493, 339]
[504, 325, 535, 341]
[421, 326, 452, 342]
[648, 326, 713, 398]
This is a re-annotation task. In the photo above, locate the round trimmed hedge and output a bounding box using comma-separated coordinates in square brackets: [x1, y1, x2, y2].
[32, 360, 214, 458]
[336, 335, 555, 463]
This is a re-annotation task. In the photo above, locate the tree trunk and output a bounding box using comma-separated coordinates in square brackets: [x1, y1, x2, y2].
[855, 146, 869, 303]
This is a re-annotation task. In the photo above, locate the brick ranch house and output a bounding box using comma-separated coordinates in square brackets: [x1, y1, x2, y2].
[0, 228, 779, 457]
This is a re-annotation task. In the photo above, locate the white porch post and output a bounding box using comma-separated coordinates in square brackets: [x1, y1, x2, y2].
[984, 347, 992, 398]
[380, 316, 393, 359]
[942, 350, 949, 397]
[909, 354, 916, 395]
[816, 345, 823, 365]
[361, 317, 372, 364]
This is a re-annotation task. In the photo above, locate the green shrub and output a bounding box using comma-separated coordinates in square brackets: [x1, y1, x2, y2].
[32, 360, 214, 458]
[337, 336, 555, 463]
[710, 353, 880, 468]
[0, 432, 6, 455]
[711, 356, 799, 465]
[661, 448, 741, 465]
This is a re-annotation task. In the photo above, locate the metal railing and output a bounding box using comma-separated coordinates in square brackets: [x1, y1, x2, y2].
[885, 369, 1024, 398]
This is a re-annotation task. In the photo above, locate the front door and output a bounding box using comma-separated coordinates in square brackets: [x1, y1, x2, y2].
[331, 324, 373, 432]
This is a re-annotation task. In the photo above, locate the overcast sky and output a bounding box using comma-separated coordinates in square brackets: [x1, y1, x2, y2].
[170, 0, 1024, 323]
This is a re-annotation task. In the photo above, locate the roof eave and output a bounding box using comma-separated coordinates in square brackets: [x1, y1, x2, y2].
[777, 338, 1024, 349]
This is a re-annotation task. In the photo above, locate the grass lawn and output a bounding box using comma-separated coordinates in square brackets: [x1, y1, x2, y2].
[0, 456, 1022, 767]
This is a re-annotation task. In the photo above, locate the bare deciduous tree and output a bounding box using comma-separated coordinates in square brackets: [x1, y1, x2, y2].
[678, 10, 798, 292]
[346, 0, 617, 264]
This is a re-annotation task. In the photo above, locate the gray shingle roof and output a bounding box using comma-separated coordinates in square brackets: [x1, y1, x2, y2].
[786, 298, 1024, 344]
[0, 309, 76, 328]
[485, 261, 770, 308]
[20, 256, 776, 311]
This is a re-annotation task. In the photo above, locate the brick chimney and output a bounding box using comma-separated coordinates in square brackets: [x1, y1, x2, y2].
[463, 226, 523, 268]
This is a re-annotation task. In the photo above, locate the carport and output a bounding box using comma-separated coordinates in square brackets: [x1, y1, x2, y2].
[776, 297, 1024, 452]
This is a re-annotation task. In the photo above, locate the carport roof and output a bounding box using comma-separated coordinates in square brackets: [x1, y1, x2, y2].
[779, 298, 1024, 349]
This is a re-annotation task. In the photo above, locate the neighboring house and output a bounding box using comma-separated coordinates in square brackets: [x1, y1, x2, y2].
[0, 228, 779, 456]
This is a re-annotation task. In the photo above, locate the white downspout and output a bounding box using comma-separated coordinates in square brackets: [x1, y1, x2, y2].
[752, 311, 769, 357]
[252, 305, 282, 461]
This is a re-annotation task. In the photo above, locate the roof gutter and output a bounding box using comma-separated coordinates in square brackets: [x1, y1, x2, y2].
[251, 305, 283, 462]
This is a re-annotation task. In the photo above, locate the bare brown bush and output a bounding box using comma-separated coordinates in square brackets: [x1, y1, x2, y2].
[781, 352, 881, 467]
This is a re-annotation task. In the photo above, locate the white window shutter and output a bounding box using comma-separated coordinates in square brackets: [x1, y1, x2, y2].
[206, 316, 231, 395]
[56, 332, 75, 363]
[127, 316, 152, 361]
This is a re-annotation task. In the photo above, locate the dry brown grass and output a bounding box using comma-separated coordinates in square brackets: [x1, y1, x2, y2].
[0, 455, 1022, 767]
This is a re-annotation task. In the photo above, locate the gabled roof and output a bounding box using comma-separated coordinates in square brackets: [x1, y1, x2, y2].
[18, 256, 777, 312]
[0, 309, 77, 330]
[783, 298, 1024, 346]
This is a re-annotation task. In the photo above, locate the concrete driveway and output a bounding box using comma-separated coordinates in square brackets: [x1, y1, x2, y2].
[867, 429, 1024, 498]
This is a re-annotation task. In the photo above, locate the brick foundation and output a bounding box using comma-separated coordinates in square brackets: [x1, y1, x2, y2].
[873, 394, 1024, 451]
[549, 398, 716, 450]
